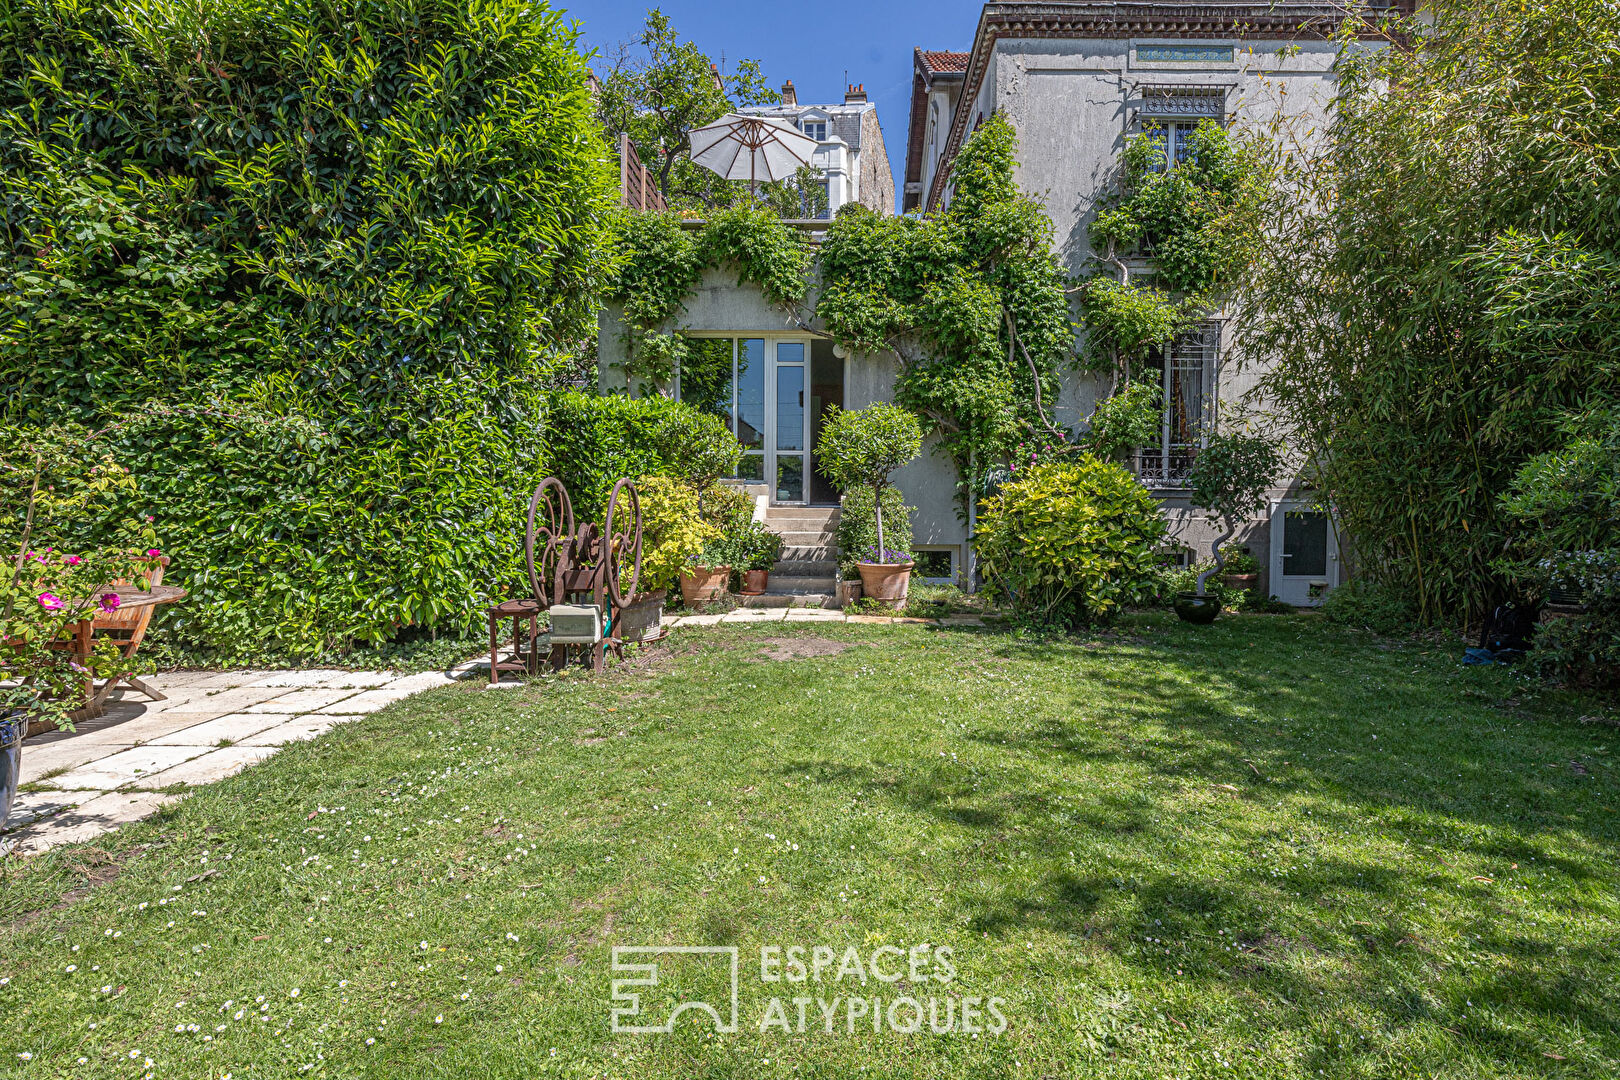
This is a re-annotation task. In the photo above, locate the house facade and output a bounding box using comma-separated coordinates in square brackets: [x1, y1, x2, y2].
[738, 81, 896, 218]
[600, 2, 1405, 604]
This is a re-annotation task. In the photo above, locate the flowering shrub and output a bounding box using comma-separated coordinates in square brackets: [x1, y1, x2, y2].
[860, 548, 913, 566]
[2, 432, 161, 729]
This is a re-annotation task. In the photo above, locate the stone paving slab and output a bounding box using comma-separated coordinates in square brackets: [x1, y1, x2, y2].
[243, 687, 360, 714]
[62, 711, 235, 749]
[19, 741, 136, 785]
[237, 717, 342, 746]
[140, 745, 277, 787]
[722, 608, 787, 622]
[148, 713, 290, 747]
[846, 614, 893, 624]
[784, 609, 845, 621]
[4, 789, 85, 831]
[18, 791, 180, 853]
[50, 745, 205, 791]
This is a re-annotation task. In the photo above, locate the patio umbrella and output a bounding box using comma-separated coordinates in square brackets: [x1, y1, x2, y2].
[687, 113, 817, 196]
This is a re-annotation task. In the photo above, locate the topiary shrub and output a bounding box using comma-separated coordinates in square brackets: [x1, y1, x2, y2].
[816, 403, 923, 561]
[975, 457, 1166, 627]
[837, 488, 913, 579]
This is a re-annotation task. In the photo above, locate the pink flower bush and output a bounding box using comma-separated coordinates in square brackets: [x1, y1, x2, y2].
[145, 548, 162, 559]
[63, 555, 82, 566]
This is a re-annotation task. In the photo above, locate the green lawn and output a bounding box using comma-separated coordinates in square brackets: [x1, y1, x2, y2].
[2, 614, 1617, 1078]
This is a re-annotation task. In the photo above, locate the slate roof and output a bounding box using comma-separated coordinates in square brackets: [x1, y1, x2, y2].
[737, 102, 873, 153]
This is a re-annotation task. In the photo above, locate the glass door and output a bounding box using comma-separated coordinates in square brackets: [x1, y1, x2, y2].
[771, 341, 808, 503]
[676, 336, 810, 503]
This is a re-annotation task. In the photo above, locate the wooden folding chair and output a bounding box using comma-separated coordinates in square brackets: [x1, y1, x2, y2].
[91, 556, 171, 704]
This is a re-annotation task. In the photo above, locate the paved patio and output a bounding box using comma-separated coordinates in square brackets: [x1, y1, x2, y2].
[3, 610, 982, 855]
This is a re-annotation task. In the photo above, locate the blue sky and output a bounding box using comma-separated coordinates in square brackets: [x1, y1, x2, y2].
[565, 1, 989, 210]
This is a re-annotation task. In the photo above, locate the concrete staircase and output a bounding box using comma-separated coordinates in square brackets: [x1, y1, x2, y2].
[740, 506, 840, 609]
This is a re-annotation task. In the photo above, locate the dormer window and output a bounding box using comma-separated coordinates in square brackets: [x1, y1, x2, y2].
[801, 120, 827, 141]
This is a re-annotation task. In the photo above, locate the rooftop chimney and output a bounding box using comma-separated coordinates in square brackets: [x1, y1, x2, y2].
[844, 83, 867, 104]
[780, 79, 797, 107]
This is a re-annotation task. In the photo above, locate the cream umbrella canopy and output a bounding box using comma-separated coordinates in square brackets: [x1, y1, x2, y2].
[686, 113, 818, 196]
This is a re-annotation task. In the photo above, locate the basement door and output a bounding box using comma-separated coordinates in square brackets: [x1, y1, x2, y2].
[1269, 499, 1341, 607]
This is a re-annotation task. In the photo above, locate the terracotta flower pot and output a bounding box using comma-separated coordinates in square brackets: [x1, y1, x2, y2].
[740, 569, 769, 595]
[680, 566, 730, 606]
[1222, 573, 1259, 591]
[857, 562, 912, 605]
[835, 579, 863, 608]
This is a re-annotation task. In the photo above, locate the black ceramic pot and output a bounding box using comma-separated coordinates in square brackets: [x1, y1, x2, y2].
[1174, 591, 1222, 625]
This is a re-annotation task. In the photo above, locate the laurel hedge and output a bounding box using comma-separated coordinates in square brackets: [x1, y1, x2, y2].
[0, 0, 619, 656]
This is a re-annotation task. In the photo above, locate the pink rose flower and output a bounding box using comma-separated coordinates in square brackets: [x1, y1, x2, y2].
[99, 593, 121, 613]
[145, 548, 162, 559]
[64, 555, 83, 566]
[37, 592, 63, 610]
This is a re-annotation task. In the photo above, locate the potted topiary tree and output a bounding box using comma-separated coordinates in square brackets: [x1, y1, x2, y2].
[816, 403, 923, 605]
[1179, 431, 1282, 624]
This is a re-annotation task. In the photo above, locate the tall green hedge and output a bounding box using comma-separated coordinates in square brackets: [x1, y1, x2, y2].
[0, 0, 617, 656]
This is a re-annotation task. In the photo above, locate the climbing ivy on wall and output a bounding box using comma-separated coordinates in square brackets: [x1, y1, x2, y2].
[606, 115, 1265, 506]
[607, 204, 812, 390]
[814, 116, 1072, 493]
[1079, 120, 1267, 382]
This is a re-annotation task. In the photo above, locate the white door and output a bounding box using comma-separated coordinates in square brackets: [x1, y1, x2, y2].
[1269, 499, 1340, 606]
[770, 341, 809, 504]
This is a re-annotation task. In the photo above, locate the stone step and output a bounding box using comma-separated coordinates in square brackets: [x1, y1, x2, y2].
[765, 508, 840, 527]
[773, 559, 837, 576]
[763, 574, 838, 594]
[737, 592, 837, 609]
[772, 528, 836, 546]
[781, 545, 835, 562]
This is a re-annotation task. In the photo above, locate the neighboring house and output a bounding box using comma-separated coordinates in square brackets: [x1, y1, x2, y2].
[737, 81, 896, 218]
[600, 3, 1404, 604]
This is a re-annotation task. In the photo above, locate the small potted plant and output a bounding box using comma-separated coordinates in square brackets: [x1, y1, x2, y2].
[817, 403, 924, 607]
[738, 522, 783, 595]
[1178, 431, 1282, 624]
[1220, 548, 1261, 592]
[681, 536, 735, 605]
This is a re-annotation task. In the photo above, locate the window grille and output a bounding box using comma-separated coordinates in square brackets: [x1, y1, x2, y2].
[1138, 323, 1218, 485]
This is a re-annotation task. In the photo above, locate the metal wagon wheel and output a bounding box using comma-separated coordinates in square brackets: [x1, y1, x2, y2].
[602, 478, 643, 608]
[525, 477, 575, 607]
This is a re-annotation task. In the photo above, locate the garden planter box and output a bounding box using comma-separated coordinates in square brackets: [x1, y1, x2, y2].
[740, 570, 769, 596]
[617, 590, 667, 643]
[835, 580, 863, 608]
[857, 563, 911, 606]
[680, 566, 730, 606]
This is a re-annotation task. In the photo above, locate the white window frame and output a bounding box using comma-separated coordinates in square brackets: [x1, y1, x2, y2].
[911, 546, 958, 586]
[801, 120, 827, 142]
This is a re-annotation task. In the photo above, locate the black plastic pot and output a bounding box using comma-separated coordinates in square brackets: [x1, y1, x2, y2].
[0, 710, 25, 832]
[1174, 591, 1222, 625]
